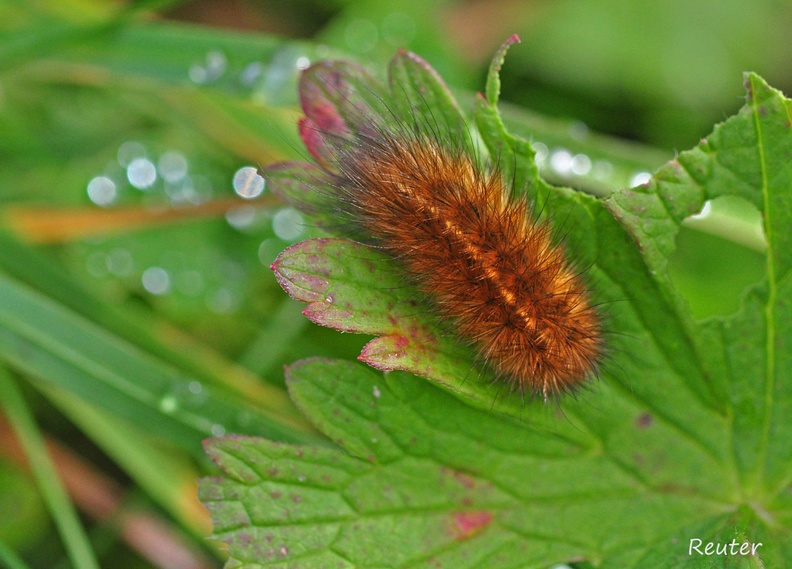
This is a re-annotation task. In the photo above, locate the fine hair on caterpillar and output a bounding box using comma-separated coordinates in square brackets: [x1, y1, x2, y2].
[266, 48, 606, 401]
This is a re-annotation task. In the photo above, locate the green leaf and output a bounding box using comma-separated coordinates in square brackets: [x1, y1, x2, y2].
[483, 34, 521, 107]
[201, 360, 763, 568]
[202, 48, 792, 567]
[474, 35, 538, 197]
[387, 48, 472, 153]
[609, 73, 792, 498]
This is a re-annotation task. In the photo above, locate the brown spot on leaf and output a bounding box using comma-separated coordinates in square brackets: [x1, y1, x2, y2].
[635, 413, 653, 428]
[447, 468, 477, 489]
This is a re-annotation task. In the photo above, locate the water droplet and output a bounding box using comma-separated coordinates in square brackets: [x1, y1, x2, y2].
[226, 205, 258, 229]
[272, 208, 304, 241]
[189, 50, 227, 84]
[532, 142, 549, 165]
[295, 56, 310, 70]
[87, 176, 117, 207]
[141, 267, 171, 295]
[592, 160, 614, 181]
[211, 424, 226, 436]
[188, 175, 213, 204]
[189, 65, 207, 83]
[570, 154, 592, 176]
[345, 19, 378, 52]
[325, 295, 334, 304]
[258, 239, 280, 266]
[568, 121, 589, 140]
[233, 166, 265, 199]
[297, 475, 306, 482]
[260, 48, 304, 104]
[630, 171, 652, 187]
[690, 200, 712, 220]
[158, 151, 188, 184]
[159, 395, 178, 413]
[208, 287, 239, 314]
[164, 177, 190, 204]
[117, 141, 146, 167]
[188, 380, 203, 394]
[372, 385, 381, 399]
[549, 148, 573, 176]
[106, 248, 133, 277]
[127, 158, 157, 189]
[240, 61, 264, 86]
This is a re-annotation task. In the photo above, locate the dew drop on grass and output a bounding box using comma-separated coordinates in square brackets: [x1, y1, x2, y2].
[159, 395, 178, 414]
[208, 287, 240, 314]
[240, 61, 264, 86]
[158, 151, 188, 184]
[259, 47, 313, 104]
[189, 50, 227, 84]
[549, 148, 573, 176]
[630, 171, 652, 187]
[106, 248, 133, 277]
[533, 142, 549, 166]
[127, 158, 157, 190]
[87, 176, 117, 206]
[141, 267, 171, 295]
[568, 121, 589, 140]
[117, 141, 146, 167]
[592, 159, 615, 181]
[272, 208, 304, 241]
[226, 205, 258, 229]
[570, 153, 592, 176]
[233, 166, 265, 199]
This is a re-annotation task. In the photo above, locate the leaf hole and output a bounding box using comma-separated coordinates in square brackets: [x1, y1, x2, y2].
[669, 196, 766, 319]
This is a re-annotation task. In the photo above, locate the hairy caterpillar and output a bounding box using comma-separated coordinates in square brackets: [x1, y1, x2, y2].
[266, 39, 603, 399]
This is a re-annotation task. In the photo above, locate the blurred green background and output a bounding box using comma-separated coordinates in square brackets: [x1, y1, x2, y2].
[0, 0, 780, 567]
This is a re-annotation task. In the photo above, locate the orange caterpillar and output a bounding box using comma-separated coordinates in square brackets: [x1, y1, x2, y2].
[269, 49, 602, 398]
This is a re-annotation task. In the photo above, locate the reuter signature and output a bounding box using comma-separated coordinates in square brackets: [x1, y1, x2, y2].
[689, 538, 762, 557]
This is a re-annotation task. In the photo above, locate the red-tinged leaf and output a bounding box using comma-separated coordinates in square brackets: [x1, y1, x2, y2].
[271, 238, 495, 406]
